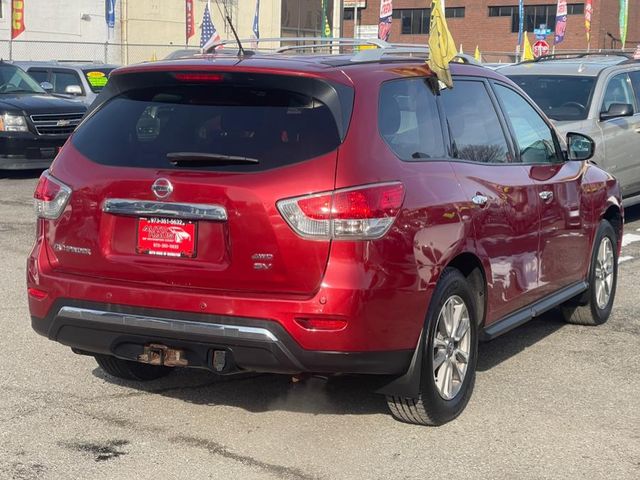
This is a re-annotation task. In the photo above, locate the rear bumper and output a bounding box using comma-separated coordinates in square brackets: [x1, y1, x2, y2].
[32, 300, 412, 375]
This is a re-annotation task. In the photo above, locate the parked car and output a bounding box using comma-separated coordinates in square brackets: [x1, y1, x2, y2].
[14, 61, 117, 107]
[0, 62, 86, 170]
[27, 48, 622, 425]
[500, 53, 640, 205]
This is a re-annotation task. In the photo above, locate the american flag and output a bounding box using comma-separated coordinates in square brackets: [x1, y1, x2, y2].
[252, 0, 260, 41]
[251, 0, 260, 48]
[200, 1, 221, 51]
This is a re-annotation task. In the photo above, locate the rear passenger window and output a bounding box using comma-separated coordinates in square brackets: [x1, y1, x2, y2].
[629, 71, 640, 110]
[494, 84, 561, 164]
[440, 81, 511, 163]
[378, 78, 446, 160]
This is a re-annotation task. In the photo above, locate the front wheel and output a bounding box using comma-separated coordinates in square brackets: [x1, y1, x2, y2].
[562, 220, 618, 326]
[386, 268, 478, 426]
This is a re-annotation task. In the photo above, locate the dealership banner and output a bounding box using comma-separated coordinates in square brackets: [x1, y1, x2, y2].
[554, 0, 567, 45]
[619, 0, 629, 48]
[584, 0, 593, 44]
[11, 0, 25, 39]
[378, 0, 392, 42]
[186, 0, 195, 44]
[105, 0, 116, 28]
[517, 0, 524, 45]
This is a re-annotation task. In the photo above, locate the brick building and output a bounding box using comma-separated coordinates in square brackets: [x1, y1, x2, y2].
[343, 1, 640, 57]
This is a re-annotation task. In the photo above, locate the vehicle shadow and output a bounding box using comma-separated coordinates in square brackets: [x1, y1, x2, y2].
[92, 367, 392, 415]
[91, 312, 567, 416]
[477, 310, 565, 372]
[0, 169, 45, 180]
[623, 203, 640, 223]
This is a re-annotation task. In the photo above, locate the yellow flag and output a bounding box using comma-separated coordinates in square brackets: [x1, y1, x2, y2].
[428, 0, 457, 89]
[474, 45, 481, 62]
[522, 32, 534, 61]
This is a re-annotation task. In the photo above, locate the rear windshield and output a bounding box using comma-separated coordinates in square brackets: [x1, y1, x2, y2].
[82, 68, 114, 93]
[507, 75, 596, 121]
[72, 83, 343, 172]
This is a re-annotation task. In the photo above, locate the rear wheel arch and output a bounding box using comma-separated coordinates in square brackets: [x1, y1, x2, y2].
[444, 253, 487, 328]
[602, 204, 622, 249]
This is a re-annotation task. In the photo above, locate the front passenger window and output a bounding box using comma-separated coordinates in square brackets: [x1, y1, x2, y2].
[601, 74, 635, 113]
[495, 84, 561, 164]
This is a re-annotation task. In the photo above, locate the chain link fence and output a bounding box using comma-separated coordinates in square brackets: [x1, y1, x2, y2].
[0, 40, 200, 66]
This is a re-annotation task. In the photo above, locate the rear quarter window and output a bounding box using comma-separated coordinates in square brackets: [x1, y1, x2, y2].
[72, 83, 344, 172]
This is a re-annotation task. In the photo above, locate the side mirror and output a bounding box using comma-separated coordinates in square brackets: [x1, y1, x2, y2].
[40, 81, 53, 93]
[567, 132, 595, 161]
[600, 103, 634, 121]
[64, 85, 82, 95]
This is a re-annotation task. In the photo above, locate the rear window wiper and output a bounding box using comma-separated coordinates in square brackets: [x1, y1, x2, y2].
[167, 152, 259, 166]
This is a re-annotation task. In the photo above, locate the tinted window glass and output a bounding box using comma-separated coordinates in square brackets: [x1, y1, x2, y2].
[629, 71, 640, 109]
[378, 78, 446, 161]
[440, 81, 511, 163]
[52, 70, 83, 95]
[495, 84, 560, 164]
[507, 75, 595, 121]
[601, 74, 635, 113]
[0, 64, 46, 94]
[27, 69, 48, 84]
[73, 84, 342, 172]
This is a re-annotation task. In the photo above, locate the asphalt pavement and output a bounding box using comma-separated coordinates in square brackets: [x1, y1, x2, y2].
[1, 171, 639, 480]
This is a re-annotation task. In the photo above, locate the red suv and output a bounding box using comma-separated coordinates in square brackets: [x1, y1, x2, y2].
[27, 50, 622, 425]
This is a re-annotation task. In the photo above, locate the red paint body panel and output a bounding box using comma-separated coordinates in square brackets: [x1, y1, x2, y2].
[27, 56, 622, 362]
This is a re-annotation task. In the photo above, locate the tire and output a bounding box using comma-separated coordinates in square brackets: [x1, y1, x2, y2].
[94, 354, 172, 381]
[562, 220, 618, 326]
[386, 267, 478, 426]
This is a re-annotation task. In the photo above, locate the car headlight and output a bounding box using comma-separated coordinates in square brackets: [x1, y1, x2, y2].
[0, 113, 28, 132]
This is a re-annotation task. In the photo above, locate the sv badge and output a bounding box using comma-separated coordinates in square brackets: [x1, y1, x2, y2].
[251, 253, 273, 270]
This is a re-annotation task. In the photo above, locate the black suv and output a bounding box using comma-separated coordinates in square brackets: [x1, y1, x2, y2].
[0, 62, 86, 170]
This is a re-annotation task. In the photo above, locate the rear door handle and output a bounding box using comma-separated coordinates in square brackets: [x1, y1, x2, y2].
[472, 194, 488, 207]
[539, 191, 554, 201]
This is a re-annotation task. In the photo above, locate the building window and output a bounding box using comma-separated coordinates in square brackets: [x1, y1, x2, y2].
[446, 7, 465, 19]
[392, 7, 464, 34]
[343, 8, 362, 21]
[489, 4, 585, 33]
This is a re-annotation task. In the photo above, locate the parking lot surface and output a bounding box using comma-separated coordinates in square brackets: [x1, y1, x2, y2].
[1, 171, 639, 480]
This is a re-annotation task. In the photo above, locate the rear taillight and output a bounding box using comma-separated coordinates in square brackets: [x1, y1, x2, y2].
[277, 182, 405, 240]
[34, 170, 71, 219]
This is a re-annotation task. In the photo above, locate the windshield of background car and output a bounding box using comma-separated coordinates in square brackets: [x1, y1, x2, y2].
[82, 68, 114, 93]
[0, 65, 45, 94]
[507, 75, 596, 121]
[72, 82, 345, 172]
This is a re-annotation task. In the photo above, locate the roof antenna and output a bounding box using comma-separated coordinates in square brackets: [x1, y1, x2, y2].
[213, 0, 248, 57]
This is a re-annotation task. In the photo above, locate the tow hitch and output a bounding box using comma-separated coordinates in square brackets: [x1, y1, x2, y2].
[138, 344, 188, 367]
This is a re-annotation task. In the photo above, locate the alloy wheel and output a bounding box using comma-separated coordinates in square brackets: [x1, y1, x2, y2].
[595, 237, 614, 309]
[432, 295, 471, 400]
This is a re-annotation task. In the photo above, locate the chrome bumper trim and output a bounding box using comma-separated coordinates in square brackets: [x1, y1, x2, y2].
[57, 306, 278, 343]
[102, 199, 227, 221]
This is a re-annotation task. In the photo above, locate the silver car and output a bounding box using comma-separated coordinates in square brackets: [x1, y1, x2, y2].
[500, 54, 640, 206]
[13, 61, 118, 107]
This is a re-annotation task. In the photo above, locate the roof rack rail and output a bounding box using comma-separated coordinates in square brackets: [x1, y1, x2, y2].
[202, 37, 481, 66]
[527, 50, 637, 63]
